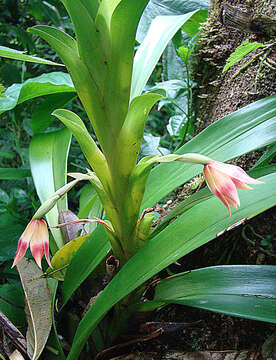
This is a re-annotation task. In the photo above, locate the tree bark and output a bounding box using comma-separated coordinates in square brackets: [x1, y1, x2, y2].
[193, 0, 276, 142]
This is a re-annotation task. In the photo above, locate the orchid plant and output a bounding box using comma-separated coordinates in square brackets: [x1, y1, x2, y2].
[1, 0, 276, 359]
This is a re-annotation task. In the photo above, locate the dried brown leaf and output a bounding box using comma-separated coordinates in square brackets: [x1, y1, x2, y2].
[17, 259, 52, 360]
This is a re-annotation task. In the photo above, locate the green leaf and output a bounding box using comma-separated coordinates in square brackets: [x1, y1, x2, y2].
[29, 128, 72, 248]
[60, 0, 106, 89]
[137, 0, 209, 42]
[45, 279, 66, 360]
[167, 114, 185, 137]
[78, 184, 103, 233]
[100, 0, 149, 134]
[141, 133, 168, 156]
[223, 40, 264, 73]
[249, 164, 276, 178]
[115, 93, 163, 177]
[0, 213, 25, 261]
[0, 168, 31, 180]
[0, 283, 25, 327]
[79, 0, 99, 20]
[62, 225, 111, 307]
[67, 173, 276, 359]
[131, 10, 205, 100]
[0, 72, 75, 115]
[29, 25, 110, 155]
[52, 109, 110, 189]
[47, 234, 89, 281]
[150, 186, 212, 238]
[154, 265, 276, 323]
[0, 151, 15, 159]
[142, 95, 276, 209]
[31, 93, 76, 134]
[251, 143, 276, 169]
[0, 45, 64, 66]
[181, 9, 208, 38]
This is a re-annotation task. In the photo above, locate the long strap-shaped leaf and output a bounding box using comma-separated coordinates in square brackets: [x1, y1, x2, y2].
[79, 0, 99, 20]
[0, 72, 74, 115]
[153, 265, 276, 323]
[101, 0, 150, 136]
[142, 95, 276, 209]
[0, 45, 64, 66]
[60, 0, 106, 89]
[130, 10, 205, 100]
[113, 93, 163, 177]
[66, 173, 276, 360]
[52, 109, 111, 190]
[61, 225, 111, 308]
[29, 128, 71, 249]
[28, 25, 109, 154]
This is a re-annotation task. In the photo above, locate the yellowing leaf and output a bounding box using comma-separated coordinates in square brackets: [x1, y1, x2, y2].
[47, 234, 89, 280]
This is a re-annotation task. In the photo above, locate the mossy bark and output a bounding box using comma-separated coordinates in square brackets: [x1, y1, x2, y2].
[193, 0, 276, 141]
[189, 0, 276, 263]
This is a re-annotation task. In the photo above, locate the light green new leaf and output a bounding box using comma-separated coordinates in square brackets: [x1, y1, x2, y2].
[0, 45, 64, 66]
[102, 0, 149, 134]
[0, 72, 74, 115]
[131, 10, 204, 100]
[154, 265, 276, 323]
[29, 128, 71, 248]
[52, 109, 110, 189]
[114, 93, 163, 176]
[142, 95, 276, 209]
[67, 173, 276, 360]
[62, 225, 111, 307]
[223, 39, 264, 73]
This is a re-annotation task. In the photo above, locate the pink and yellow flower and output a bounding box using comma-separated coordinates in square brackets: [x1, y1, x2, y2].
[203, 160, 264, 216]
[12, 219, 51, 269]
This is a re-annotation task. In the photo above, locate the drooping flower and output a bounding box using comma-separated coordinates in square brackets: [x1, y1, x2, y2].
[203, 160, 264, 216]
[12, 219, 51, 269]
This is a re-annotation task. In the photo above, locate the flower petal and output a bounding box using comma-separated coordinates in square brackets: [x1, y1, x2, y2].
[11, 220, 36, 268]
[209, 161, 264, 184]
[30, 220, 48, 268]
[232, 178, 253, 190]
[12, 238, 29, 268]
[204, 165, 240, 216]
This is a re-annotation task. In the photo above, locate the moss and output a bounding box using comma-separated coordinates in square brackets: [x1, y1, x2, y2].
[192, 0, 276, 133]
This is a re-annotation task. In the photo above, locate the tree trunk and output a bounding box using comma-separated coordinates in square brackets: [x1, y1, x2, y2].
[194, 0, 276, 143]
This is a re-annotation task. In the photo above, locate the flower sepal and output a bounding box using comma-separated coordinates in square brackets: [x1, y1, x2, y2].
[203, 160, 264, 216]
[12, 219, 51, 269]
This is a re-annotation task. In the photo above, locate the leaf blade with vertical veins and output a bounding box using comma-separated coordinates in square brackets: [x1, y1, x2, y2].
[153, 265, 276, 323]
[0, 45, 64, 66]
[29, 128, 72, 249]
[131, 10, 205, 100]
